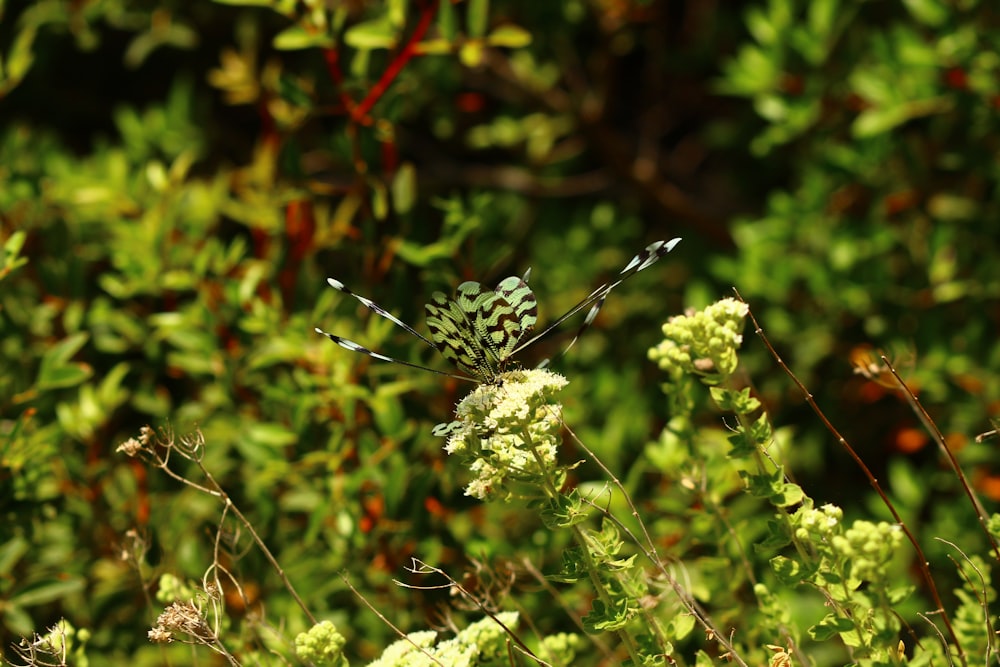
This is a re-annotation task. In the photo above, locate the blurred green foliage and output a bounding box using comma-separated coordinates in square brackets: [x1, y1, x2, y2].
[2, 0, 999, 664]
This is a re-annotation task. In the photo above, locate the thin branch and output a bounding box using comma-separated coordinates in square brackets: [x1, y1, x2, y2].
[351, 2, 437, 124]
[560, 420, 749, 667]
[883, 356, 1000, 563]
[739, 291, 966, 667]
[340, 573, 446, 667]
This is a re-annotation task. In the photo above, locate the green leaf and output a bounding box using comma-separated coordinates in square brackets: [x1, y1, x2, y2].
[726, 428, 754, 457]
[772, 481, 804, 507]
[467, 0, 489, 39]
[709, 386, 759, 413]
[770, 555, 802, 584]
[36, 333, 92, 390]
[438, 0, 458, 41]
[0, 23, 37, 95]
[279, 73, 313, 108]
[548, 546, 586, 583]
[667, 611, 696, 641]
[695, 651, 715, 667]
[344, 17, 397, 50]
[247, 423, 299, 448]
[757, 518, 792, 550]
[0, 537, 29, 574]
[459, 41, 484, 67]
[539, 492, 589, 529]
[902, 0, 949, 27]
[852, 97, 952, 138]
[807, 0, 839, 38]
[582, 596, 632, 632]
[273, 25, 334, 51]
[391, 162, 417, 214]
[2, 230, 29, 277]
[12, 578, 86, 607]
[808, 614, 855, 641]
[487, 25, 531, 49]
[370, 178, 388, 220]
[388, 0, 407, 28]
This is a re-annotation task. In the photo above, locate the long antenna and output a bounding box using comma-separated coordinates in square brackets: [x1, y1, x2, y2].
[314, 328, 474, 382]
[511, 238, 681, 356]
[326, 279, 437, 349]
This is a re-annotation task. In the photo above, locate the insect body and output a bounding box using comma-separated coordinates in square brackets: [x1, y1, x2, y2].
[315, 238, 681, 384]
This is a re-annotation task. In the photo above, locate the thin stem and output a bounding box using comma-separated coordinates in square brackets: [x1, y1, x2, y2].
[518, 556, 616, 662]
[399, 559, 547, 665]
[882, 356, 1000, 563]
[196, 462, 318, 626]
[560, 421, 749, 667]
[340, 573, 445, 667]
[741, 295, 966, 666]
[350, 1, 437, 124]
[520, 426, 644, 665]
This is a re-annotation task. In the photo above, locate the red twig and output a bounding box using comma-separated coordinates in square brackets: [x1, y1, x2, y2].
[323, 47, 355, 115]
[351, 1, 437, 124]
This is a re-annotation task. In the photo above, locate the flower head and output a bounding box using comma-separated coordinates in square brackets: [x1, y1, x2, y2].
[435, 369, 567, 501]
[648, 297, 749, 377]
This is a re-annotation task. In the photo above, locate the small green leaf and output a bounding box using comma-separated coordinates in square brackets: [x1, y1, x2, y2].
[391, 162, 417, 214]
[710, 386, 759, 413]
[770, 555, 802, 584]
[582, 596, 632, 632]
[548, 546, 586, 583]
[247, 423, 299, 447]
[279, 74, 313, 108]
[758, 518, 792, 550]
[773, 481, 804, 507]
[852, 97, 952, 138]
[487, 25, 531, 48]
[12, 578, 86, 607]
[0, 537, 29, 574]
[388, 0, 407, 28]
[695, 650, 715, 667]
[667, 612, 696, 641]
[37, 333, 92, 390]
[903, 0, 949, 27]
[808, 614, 855, 641]
[438, 0, 458, 41]
[415, 38, 452, 55]
[539, 492, 589, 529]
[344, 17, 397, 50]
[807, 0, 839, 38]
[273, 25, 334, 51]
[467, 0, 489, 39]
[2, 230, 29, 276]
[370, 179, 388, 220]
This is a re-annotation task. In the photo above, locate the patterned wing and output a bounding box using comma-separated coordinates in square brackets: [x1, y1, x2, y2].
[493, 276, 537, 359]
[425, 288, 496, 381]
[424, 277, 538, 382]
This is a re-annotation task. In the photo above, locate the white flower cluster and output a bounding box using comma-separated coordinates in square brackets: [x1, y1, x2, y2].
[435, 370, 568, 501]
[367, 612, 519, 667]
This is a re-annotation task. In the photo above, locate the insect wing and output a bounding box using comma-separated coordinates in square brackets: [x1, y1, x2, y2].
[494, 276, 538, 358]
[426, 290, 495, 380]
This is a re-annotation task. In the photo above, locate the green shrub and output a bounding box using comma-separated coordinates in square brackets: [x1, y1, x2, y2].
[4, 0, 1000, 664]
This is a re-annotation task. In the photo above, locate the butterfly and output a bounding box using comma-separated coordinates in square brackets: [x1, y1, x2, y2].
[315, 238, 681, 384]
